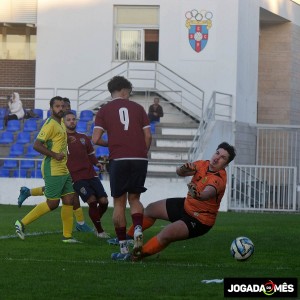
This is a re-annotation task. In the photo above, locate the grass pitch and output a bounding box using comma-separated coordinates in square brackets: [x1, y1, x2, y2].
[0, 204, 299, 300]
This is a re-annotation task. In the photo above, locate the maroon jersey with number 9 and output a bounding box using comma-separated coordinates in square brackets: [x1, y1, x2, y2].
[94, 98, 150, 160]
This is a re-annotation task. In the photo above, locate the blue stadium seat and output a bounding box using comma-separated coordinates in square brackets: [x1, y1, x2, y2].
[26, 145, 41, 157]
[34, 168, 43, 178]
[0, 107, 7, 118]
[79, 110, 94, 122]
[14, 169, 29, 178]
[9, 143, 25, 157]
[0, 119, 4, 131]
[6, 120, 21, 132]
[95, 146, 109, 158]
[0, 168, 10, 177]
[0, 131, 14, 144]
[20, 159, 35, 169]
[23, 119, 38, 132]
[77, 120, 88, 133]
[32, 109, 44, 119]
[3, 158, 18, 169]
[37, 160, 42, 168]
[102, 132, 108, 141]
[16, 131, 31, 144]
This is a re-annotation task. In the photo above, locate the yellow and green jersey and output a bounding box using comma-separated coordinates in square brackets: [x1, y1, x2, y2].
[36, 117, 69, 176]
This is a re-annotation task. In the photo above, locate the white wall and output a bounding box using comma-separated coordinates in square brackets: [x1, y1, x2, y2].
[0, 176, 230, 211]
[235, 0, 260, 124]
[34, 0, 300, 118]
[34, 0, 242, 118]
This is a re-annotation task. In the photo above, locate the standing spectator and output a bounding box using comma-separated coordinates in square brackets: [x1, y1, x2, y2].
[64, 111, 110, 238]
[148, 97, 164, 122]
[4, 92, 25, 126]
[92, 76, 152, 260]
[15, 96, 78, 243]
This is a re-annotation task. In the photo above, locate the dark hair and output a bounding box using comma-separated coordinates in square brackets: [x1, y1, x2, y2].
[217, 142, 236, 163]
[107, 76, 132, 94]
[62, 97, 70, 104]
[50, 96, 63, 108]
[63, 110, 76, 118]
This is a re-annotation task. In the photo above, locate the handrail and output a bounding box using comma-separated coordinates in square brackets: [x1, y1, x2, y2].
[188, 91, 233, 161]
[76, 61, 205, 121]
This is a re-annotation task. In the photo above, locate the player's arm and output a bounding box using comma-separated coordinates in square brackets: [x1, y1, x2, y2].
[176, 162, 197, 177]
[187, 183, 216, 201]
[92, 127, 108, 147]
[33, 139, 65, 161]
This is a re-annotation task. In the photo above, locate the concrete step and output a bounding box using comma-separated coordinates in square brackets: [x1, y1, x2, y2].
[146, 171, 179, 178]
[150, 151, 188, 160]
[150, 145, 189, 153]
[155, 139, 192, 148]
[148, 163, 177, 172]
[160, 127, 197, 136]
[156, 122, 199, 128]
[152, 134, 194, 140]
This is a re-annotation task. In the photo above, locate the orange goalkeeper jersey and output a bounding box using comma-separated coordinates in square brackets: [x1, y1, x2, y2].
[184, 160, 227, 226]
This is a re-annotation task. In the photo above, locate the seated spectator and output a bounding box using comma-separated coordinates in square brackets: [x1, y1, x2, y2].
[148, 97, 164, 122]
[4, 92, 25, 126]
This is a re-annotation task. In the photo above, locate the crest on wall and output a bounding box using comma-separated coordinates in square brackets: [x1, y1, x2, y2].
[185, 9, 213, 53]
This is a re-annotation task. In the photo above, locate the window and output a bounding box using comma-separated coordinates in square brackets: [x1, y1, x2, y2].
[114, 6, 159, 61]
[0, 25, 36, 60]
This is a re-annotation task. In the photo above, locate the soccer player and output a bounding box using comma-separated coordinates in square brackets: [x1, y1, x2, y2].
[64, 111, 110, 238]
[15, 96, 78, 242]
[92, 76, 152, 260]
[17, 97, 93, 232]
[118, 142, 236, 260]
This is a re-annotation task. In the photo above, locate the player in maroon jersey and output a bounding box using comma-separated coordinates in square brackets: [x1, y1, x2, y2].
[64, 111, 110, 238]
[92, 76, 152, 260]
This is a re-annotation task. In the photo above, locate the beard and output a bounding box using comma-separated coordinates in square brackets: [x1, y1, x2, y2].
[53, 110, 64, 118]
[66, 124, 76, 130]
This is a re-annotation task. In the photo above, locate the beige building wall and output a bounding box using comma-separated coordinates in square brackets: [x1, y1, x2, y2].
[291, 24, 300, 124]
[258, 21, 300, 125]
[258, 22, 291, 124]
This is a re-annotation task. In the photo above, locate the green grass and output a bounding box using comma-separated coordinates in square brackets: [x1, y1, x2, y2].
[0, 204, 299, 300]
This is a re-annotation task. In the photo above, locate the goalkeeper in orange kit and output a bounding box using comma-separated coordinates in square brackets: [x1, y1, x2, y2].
[112, 142, 236, 261]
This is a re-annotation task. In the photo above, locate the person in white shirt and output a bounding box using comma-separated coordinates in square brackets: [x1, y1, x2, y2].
[4, 92, 25, 126]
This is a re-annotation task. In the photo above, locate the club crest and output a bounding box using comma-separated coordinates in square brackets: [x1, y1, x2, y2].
[185, 9, 213, 53]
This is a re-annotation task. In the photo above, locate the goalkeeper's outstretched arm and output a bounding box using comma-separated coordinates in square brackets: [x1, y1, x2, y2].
[176, 162, 196, 177]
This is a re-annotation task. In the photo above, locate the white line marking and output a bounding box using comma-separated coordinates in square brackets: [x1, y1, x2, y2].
[0, 256, 293, 270]
[0, 230, 62, 240]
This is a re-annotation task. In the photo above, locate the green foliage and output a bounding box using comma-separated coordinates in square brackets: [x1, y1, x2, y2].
[0, 205, 299, 300]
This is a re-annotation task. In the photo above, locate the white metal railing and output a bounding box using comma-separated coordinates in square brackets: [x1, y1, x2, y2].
[256, 124, 300, 180]
[0, 157, 42, 179]
[188, 91, 233, 161]
[229, 165, 298, 212]
[77, 61, 205, 121]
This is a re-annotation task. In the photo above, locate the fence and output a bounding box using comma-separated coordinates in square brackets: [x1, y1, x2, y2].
[188, 91, 233, 161]
[229, 165, 298, 212]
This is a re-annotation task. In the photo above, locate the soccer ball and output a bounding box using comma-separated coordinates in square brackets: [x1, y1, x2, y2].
[230, 236, 254, 261]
